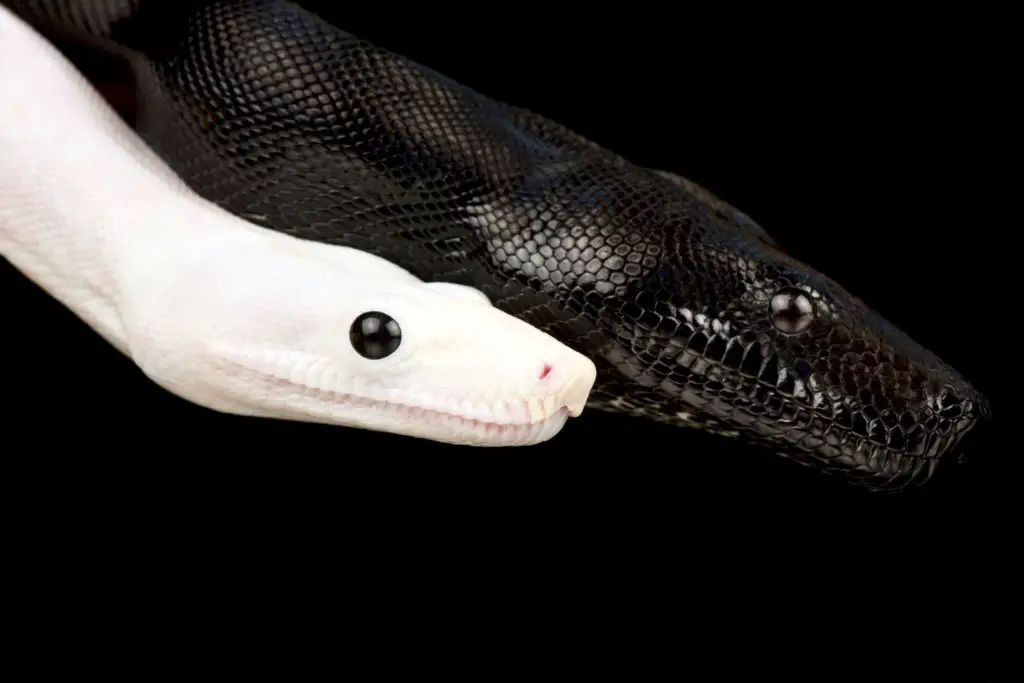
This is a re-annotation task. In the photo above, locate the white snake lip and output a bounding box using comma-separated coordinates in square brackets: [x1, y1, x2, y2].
[313, 388, 571, 428]
[339, 393, 574, 442]
[289, 382, 575, 445]
[220, 359, 576, 440]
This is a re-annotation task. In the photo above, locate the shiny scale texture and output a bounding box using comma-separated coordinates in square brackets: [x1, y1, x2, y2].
[7, 0, 992, 490]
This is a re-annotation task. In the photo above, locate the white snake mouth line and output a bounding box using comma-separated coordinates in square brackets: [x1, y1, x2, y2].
[302, 383, 569, 430]
[334, 393, 571, 434]
[236, 364, 569, 433]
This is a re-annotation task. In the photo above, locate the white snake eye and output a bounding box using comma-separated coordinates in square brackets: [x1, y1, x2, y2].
[350, 311, 402, 359]
[769, 288, 815, 334]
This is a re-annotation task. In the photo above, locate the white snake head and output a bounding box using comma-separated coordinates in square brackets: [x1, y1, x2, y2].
[126, 231, 597, 447]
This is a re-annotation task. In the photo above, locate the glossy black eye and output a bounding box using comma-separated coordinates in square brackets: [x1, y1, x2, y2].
[349, 311, 402, 359]
[769, 287, 815, 334]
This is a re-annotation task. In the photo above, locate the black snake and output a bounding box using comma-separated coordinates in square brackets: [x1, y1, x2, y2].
[5, 0, 992, 490]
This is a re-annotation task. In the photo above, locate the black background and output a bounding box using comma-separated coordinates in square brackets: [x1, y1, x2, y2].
[3, 2, 1019, 647]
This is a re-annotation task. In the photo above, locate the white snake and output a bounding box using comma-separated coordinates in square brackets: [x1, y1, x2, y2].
[0, 6, 597, 446]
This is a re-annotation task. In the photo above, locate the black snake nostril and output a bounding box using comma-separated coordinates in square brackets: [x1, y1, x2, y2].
[939, 394, 964, 420]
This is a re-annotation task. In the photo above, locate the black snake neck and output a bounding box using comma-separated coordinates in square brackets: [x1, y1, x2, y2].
[6, 0, 991, 490]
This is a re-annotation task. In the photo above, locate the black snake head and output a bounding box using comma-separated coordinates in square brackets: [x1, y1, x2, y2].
[598, 171, 991, 490]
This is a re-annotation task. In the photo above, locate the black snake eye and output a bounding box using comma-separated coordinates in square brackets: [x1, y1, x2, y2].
[349, 311, 402, 359]
[769, 287, 815, 334]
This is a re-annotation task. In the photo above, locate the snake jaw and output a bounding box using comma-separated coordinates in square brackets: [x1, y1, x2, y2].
[185, 348, 589, 447]
[248, 374, 576, 447]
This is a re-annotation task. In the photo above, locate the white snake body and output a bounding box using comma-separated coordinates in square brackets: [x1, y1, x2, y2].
[0, 6, 597, 446]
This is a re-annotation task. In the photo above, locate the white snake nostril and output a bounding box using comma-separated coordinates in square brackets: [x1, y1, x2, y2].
[538, 362, 553, 381]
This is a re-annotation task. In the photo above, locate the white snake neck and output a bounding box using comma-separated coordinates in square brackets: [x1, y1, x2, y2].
[0, 6, 597, 446]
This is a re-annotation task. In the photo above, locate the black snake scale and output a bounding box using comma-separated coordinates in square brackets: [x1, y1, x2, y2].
[7, 0, 991, 489]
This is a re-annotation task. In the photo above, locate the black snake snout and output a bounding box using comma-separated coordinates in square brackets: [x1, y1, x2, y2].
[633, 224, 994, 488]
[793, 309, 989, 485]
[935, 380, 992, 460]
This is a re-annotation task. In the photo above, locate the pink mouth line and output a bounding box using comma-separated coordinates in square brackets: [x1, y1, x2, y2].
[218, 359, 570, 431]
[315, 390, 571, 434]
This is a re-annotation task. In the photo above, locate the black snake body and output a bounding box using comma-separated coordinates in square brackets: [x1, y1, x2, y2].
[6, 0, 991, 489]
